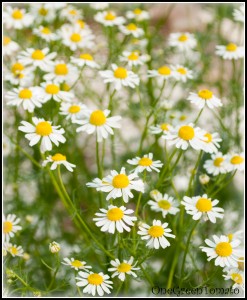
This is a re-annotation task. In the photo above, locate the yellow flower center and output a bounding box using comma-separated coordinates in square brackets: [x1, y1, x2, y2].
[227, 233, 233, 242]
[128, 52, 139, 61]
[179, 115, 187, 121]
[158, 66, 171, 76]
[198, 89, 213, 100]
[126, 23, 137, 31]
[70, 33, 81, 42]
[148, 225, 164, 238]
[12, 9, 23, 19]
[10, 246, 18, 255]
[71, 260, 83, 268]
[88, 273, 103, 285]
[231, 273, 243, 284]
[3, 221, 13, 233]
[41, 27, 51, 34]
[112, 174, 130, 188]
[117, 263, 132, 273]
[89, 110, 106, 126]
[36, 121, 52, 136]
[107, 207, 124, 221]
[69, 9, 77, 15]
[45, 84, 60, 94]
[213, 157, 224, 167]
[215, 242, 232, 257]
[3, 36, 11, 45]
[237, 257, 244, 271]
[138, 157, 153, 166]
[104, 12, 116, 21]
[12, 62, 24, 74]
[77, 20, 85, 28]
[178, 125, 195, 140]
[31, 50, 45, 60]
[196, 197, 212, 212]
[226, 43, 238, 52]
[178, 34, 188, 42]
[133, 8, 142, 15]
[160, 123, 169, 131]
[55, 64, 68, 75]
[61, 82, 70, 91]
[69, 105, 81, 114]
[79, 53, 93, 61]
[230, 155, 244, 165]
[39, 7, 48, 16]
[17, 73, 25, 79]
[204, 133, 212, 143]
[177, 67, 187, 75]
[51, 153, 66, 161]
[19, 89, 32, 99]
[114, 67, 128, 79]
[158, 200, 171, 210]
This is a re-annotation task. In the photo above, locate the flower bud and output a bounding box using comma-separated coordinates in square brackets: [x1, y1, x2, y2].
[199, 174, 210, 185]
[49, 241, 60, 254]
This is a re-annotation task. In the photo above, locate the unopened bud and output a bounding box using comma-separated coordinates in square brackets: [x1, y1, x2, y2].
[199, 174, 210, 185]
[49, 241, 60, 254]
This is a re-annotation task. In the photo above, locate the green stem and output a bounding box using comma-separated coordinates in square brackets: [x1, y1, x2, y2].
[115, 281, 124, 297]
[194, 107, 204, 125]
[47, 253, 60, 290]
[70, 66, 84, 90]
[10, 270, 37, 292]
[186, 150, 203, 196]
[166, 244, 179, 289]
[140, 264, 154, 286]
[209, 170, 237, 198]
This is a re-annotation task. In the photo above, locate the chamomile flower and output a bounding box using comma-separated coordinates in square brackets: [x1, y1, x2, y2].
[60, 102, 87, 121]
[90, 3, 109, 10]
[148, 191, 180, 218]
[163, 123, 206, 150]
[6, 87, 44, 113]
[203, 152, 228, 176]
[168, 32, 197, 51]
[31, 4, 56, 22]
[33, 26, 58, 42]
[181, 194, 224, 223]
[40, 81, 74, 103]
[42, 153, 76, 172]
[120, 51, 149, 67]
[18, 48, 57, 72]
[3, 6, 33, 29]
[200, 235, 242, 267]
[233, 4, 245, 23]
[76, 271, 113, 296]
[226, 152, 244, 172]
[71, 53, 99, 69]
[74, 109, 121, 142]
[201, 131, 222, 153]
[227, 231, 243, 243]
[61, 5, 83, 22]
[216, 43, 244, 60]
[148, 65, 174, 80]
[3, 214, 22, 242]
[18, 117, 66, 153]
[108, 257, 140, 281]
[99, 64, 140, 90]
[171, 65, 193, 82]
[223, 269, 244, 290]
[3, 36, 19, 56]
[44, 60, 78, 84]
[62, 258, 92, 271]
[149, 123, 173, 135]
[86, 167, 144, 203]
[94, 11, 125, 27]
[126, 8, 150, 21]
[138, 220, 175, 249]
[5, 243, 24, 257]
[5, 62, 34, 87]
[93, 205, 137, 234]
[120, 23, 144, 38]
[187, 89, 222, 109]
[127, 153, 163, 174]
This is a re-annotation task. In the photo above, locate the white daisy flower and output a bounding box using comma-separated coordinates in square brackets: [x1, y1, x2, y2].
[200, 131, 222, 153]
[127, 153, 163, 174]
[86, 167, 144, 203]
[6, 87, 44, 113]
[31, 4, 56, 22]
[40, 81, 74, 103]
[62, 257, 92, 271]
[94, 10, 125, 27]
[74, 109, 121, 142]
[93, 205, 137, 234]
[223, 269, 244, 290]
[233, 4, 245, 23]
[44, 60, 78, 85]
[148, 190, 180, 218]
[5, 62, 34, 87]
[75, 19, 90, 31]
[171, 65, 193, 82]
[148, 65, 174, 80]
[3, 6, 33, 29]
[42, 153, 76, 172]
[99, 64, 140, 90]
[216, 43, 244, 60]
[60, 102, 87, 121]
[90, 3, 109, 10]
[187, 89, 222, 109]
[120, 51, 149, 67]
[181, 194, 224, 223]
[203, 152, 228, 176]
[108, 257, 140, 281]
[226, 152, 244, 172]
[200, 235, 242, 268]
[5, 243, 24, 257]
[126, 8, 150, 21]
[18, 117, 66, 153]
[227, 231, 243, 244]
[149, 123, 173, 136]
[163, 123, 206, 150]
[71, 53, 99, 69]
[3, 36, 19, 56]
[60, 5, 83, 22]
[119, 23, 144, 38]
[76, 271, 113, 296]
[168, 32, 197, 51]
[18, 48, 57, 72]
[138, 220, 175, 249]
[33, 26, 58, 42]
[3, 214, 22, 242]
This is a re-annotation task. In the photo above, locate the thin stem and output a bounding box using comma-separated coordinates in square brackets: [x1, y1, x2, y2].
[140, 264, 154, 286]
[70, 66, 84, 90]
[210, 170, 237, 198]
[166, 244, 179, 289]
[194, 107, 204, 125]
[47, 253, 60, 290]
[11, 270, 36, 292]
[115, 281, 124, 297]
[186, 150, 203, 196]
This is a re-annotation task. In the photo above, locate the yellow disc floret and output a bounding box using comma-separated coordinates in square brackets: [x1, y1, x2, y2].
[138, 157, 152, 166]
[36, 121, 52, 136]
[45, 84, 60, 94]
[158, 200, 171, 210]
[107, 208, 124, 221]
[117, 263, 132, 273]
[226, 43, 237, 52]
[87, 273, 103, 285]
[112, 174, 129, 188]
[114, 67, 128, 79]
[196, 197, 212, 212]
[69, 105, 81, 114]
[148, 225, 164, 238]
[70, 33, 81, 42]
[55, 64, 68, 75]
[158, 66, 171, 76]
[198, 89, 213, 100]
[19, 89, 32, 99]
[51, 153, 66, 161]
[215, 242, 232, 257]
[178, 34, 188, 42]
[214, 157, 224, 167]
[80, 53, 93, 61]
[12, 9, 23, 19]
[178, 125, 195, 140]
[3, 221, 13, 233]
[32, 50, 45, 60]
[71, 260, 83, 268]
[89, 110, 106, 126]
[230, 156, 244, 165]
